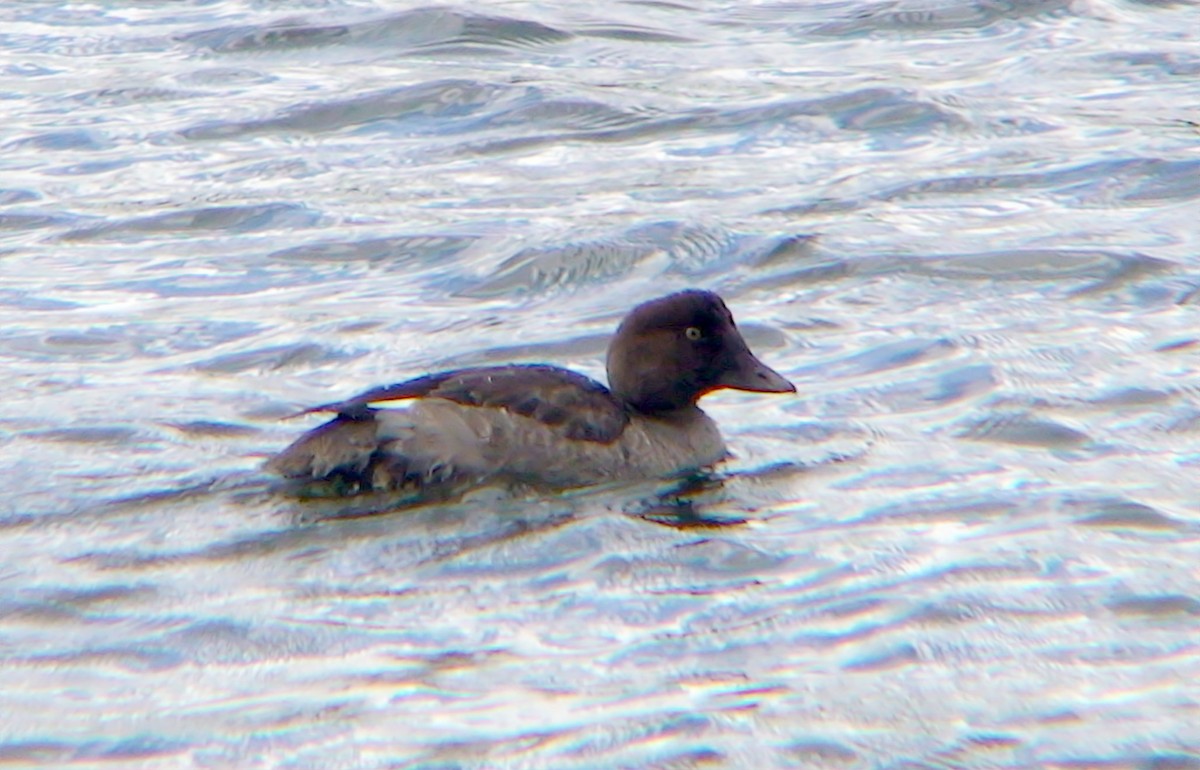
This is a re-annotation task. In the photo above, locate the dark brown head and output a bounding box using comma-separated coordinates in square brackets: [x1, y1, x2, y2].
[605, 290, 795, 413]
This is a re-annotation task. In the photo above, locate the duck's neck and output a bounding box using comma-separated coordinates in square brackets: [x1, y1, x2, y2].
[608, 364, 700, 414]
[628, 402, 707, 424]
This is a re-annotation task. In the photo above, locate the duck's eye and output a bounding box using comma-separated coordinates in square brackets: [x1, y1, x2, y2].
[684, 326, 703, 341]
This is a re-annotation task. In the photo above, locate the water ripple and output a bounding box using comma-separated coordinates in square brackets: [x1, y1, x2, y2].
[179, 8, 573, 54]
[62, 203, 321, 242]
[810, 0, 1074, 35]
[2, 0, 1198, 767]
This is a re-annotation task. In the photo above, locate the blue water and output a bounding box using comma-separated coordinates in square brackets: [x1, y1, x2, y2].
[1, 1, 1198, 767]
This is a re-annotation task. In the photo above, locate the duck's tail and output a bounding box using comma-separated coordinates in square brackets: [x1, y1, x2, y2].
[265, 403, 489, 497]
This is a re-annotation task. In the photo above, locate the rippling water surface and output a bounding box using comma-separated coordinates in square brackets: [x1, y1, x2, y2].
[2, 0, 1199, 767]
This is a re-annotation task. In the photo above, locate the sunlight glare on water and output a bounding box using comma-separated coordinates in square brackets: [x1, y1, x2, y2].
[1, 0, 1198, 767]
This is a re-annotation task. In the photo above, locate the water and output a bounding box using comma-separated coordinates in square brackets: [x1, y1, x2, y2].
[2, 0, 1199, 767]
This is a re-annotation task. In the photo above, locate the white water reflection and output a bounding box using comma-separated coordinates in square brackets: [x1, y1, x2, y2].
[1, 0, 1199, 767]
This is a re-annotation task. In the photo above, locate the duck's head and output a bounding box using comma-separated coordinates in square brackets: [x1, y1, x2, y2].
[606, 290, 795, 413]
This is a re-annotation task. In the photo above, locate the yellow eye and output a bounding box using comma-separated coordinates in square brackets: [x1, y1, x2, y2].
[684, 326, 702, 341]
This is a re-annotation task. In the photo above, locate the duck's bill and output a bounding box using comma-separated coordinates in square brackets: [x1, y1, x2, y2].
[718, 351, 796, 394]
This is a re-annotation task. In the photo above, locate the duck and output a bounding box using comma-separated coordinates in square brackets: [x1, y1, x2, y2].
[267, 289, 795, 498]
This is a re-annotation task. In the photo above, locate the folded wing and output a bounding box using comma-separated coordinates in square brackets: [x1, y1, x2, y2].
[302, 364, 629, 442]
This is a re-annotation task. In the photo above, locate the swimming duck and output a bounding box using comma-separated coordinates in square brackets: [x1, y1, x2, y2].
[267, 290, 794, 498]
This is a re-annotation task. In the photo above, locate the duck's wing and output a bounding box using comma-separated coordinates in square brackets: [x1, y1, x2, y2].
[302, 364, 629, 443]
